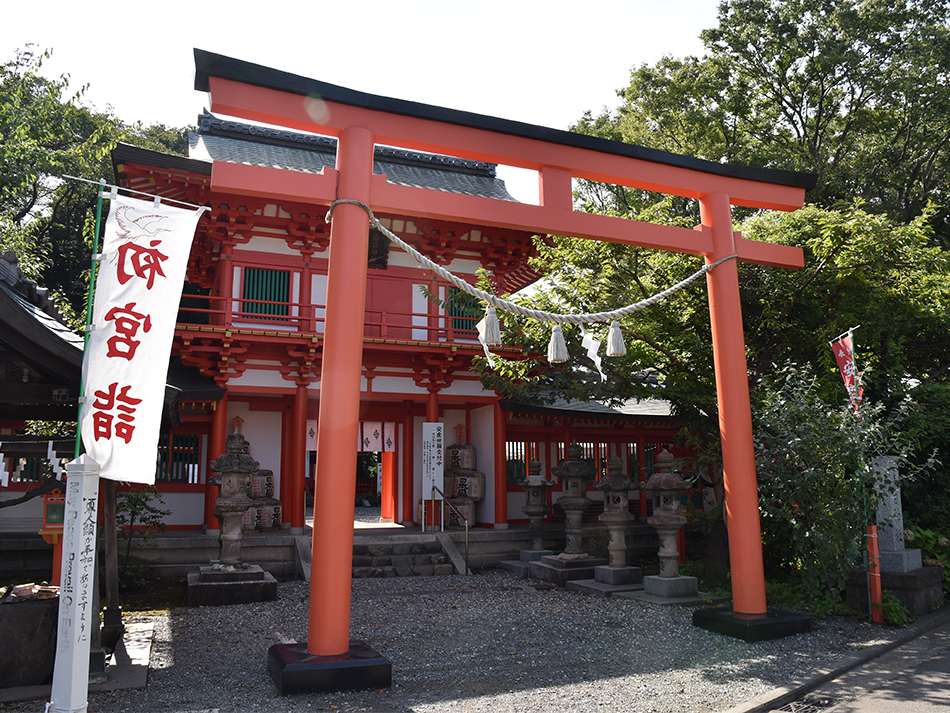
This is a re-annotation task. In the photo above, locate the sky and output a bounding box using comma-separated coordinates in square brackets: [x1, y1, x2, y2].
[4, 0, 721, 202]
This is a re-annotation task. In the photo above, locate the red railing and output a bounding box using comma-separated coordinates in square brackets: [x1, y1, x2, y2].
[176, 293, 479, 343]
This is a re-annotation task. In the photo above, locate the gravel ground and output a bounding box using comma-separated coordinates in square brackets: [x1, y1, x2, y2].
[1, 570, 893, 713]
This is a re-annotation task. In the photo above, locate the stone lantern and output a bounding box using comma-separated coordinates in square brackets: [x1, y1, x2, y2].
[552, 442, 595, 559]
[210, 432, 257, 568]
[642, 448, 698, 599]
[527, 443, 607, 587]
[520, 459, 555, 552]
[567, 455, 643, 596]
[187, 432, 278, 606]
[596, 456, 634, 568]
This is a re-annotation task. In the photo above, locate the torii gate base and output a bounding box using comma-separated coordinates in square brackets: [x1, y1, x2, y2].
[693, 608, 811, 643]
[267, 642, 392, 695]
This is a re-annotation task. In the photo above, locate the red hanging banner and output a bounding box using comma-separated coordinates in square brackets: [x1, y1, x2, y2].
[830, 329, 863, 411]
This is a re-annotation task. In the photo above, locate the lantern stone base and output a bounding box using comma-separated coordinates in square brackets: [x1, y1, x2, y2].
[528, 555, 608, 587]
[644, 574, 698, 599]
[879, 548, 922, 573]
[567, 565, 644, 597]
[267, 641, 392, 694]
[187, 564, 278, 607]
[499, 549, 554, 577]
[692, 607, 811, 642]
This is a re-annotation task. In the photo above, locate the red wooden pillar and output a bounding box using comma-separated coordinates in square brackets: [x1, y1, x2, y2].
[308, 126, 374, 656]
[290, 383, 308, 534]
[205, 391, 228, 532]
[402, 410, 414, 525]
[280, 402, 292, 527]
[380, 450, 396, 523]
[701, 192, 767, 617]
[493, 401, 508, 529]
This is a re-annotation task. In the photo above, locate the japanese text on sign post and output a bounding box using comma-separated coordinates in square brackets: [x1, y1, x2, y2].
[422, 422, 444, 500]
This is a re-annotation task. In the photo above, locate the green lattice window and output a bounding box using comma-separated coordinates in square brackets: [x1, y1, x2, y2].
[242, 268, 290, 320]
[448, 288, 479, 334]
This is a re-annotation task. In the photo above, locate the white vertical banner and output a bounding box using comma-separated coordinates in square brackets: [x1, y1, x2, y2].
[363, 421, 383, 451]
[306, 419, 319, 451]
[48, 455, 100, 713]
[79, 196, 203, 483]
[422, 422, 444, 500]
[383, 422, 396, 453]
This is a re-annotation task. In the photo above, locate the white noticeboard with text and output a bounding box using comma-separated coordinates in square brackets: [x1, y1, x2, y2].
[421, 422, 444, 500]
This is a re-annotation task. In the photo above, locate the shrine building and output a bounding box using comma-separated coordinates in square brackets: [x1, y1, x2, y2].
[103, 112, 683, 534]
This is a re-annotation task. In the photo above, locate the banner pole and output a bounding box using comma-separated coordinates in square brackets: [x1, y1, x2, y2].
[73, 180, 107, 460]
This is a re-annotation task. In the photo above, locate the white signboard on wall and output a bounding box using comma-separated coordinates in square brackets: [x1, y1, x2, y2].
[422, 422, 444, 500]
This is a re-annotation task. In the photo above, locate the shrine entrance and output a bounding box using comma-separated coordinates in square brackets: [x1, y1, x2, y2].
[194, 47, 814, 681]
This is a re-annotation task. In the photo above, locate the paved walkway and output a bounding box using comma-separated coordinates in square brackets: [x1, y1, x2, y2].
[729, 607, 950, 713]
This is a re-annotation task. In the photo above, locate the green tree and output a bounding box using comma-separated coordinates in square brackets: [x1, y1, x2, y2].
[486, 204, 950, 459]
[573, 0, 950, 234]
[0, 46, 193, 318]
[754, 364, 919, 612]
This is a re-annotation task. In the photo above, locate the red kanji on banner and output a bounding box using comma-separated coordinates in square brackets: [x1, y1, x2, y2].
[117, 240, 169, 289]
[104, 302, 152, 360]
[830, 330, 864, 411]
[91, 382, 143, 443]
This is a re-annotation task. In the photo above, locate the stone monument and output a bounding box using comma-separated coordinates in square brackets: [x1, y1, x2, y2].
[846, 455, 943, 616]
[187, 432, 278, 606]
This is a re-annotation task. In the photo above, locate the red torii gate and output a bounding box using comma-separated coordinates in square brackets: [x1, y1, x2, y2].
[194, 49, 814, 690]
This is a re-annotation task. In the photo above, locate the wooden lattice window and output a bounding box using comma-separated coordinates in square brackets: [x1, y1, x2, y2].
[155, 433, 202, 484]
[242, 268, 290, 320]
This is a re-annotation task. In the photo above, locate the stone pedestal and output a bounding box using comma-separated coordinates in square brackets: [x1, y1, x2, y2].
[846, 566, 944, 617]
[529, 554, 608, 587]
[500, 549, 554, 577]
[567, 565, 644, 597]
[644, 574, 698, 598]
[187, 564, 279, 607]
[268, 640, 392, 694]
[692, 608, 812, 642]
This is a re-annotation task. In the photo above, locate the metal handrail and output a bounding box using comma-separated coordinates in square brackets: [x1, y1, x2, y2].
[433, 485, 470, 576]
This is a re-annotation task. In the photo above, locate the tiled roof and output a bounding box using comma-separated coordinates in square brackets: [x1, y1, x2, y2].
[502, 396, 673, 422]
[189, 113, 518, 202]
[0, 252, 83, 358]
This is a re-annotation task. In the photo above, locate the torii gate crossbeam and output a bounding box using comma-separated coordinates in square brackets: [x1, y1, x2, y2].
[194, 49, 814, 689]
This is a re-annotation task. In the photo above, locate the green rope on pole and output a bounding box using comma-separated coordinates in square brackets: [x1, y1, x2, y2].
[73, 180, 107, 459]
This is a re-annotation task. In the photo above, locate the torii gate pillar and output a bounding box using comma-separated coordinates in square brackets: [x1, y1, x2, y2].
[702, 193, 766, 613]
[693, 193, 808, 640]
[267, 127, 393, 693]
